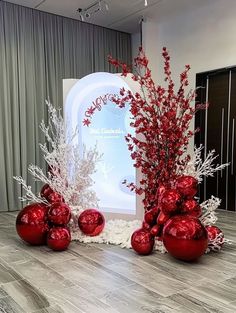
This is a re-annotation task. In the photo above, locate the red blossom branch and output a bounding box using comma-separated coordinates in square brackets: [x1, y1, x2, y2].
[83, 47, 206, 211]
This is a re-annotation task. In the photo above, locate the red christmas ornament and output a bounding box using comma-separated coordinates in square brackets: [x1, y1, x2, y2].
[144, 208, 159, 226]
[163, 215, 208, 261]
[156, 211, 170, 225]
[181, 199, 202, 218]
[131, 228, 154, 255]
[142, 221, 151, 231]
[47, 202, 71, 226]
[47, 227, 71, 251]
[48, 191, 65, 204]
[78, 209, 105, 236]
[16, 203, 49, 245]
[160, 189, 181, 215]
[175, 175, 198, 199]
[150, 224, 161, 237]
[206, 225, 224, 251]
[40, 184, 53, 201]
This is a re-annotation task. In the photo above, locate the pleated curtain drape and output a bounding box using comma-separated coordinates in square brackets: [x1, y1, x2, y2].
[0, 1, 132, 211]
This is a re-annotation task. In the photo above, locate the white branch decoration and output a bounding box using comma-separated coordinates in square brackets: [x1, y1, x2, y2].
[199, 195, 221, 226]
[183, 145, 229, 182]
[14, 101, 101, 209]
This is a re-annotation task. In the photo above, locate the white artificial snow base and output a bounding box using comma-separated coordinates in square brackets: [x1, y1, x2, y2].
[71, 218, 167, 252]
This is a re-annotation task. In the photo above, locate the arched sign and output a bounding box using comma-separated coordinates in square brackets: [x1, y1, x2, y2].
[64, 72, 137, 217]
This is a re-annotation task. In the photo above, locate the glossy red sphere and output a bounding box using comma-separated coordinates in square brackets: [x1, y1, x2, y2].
[163, 215, 208, 261]
[181, 199, 202, 217]
[144, 208, 159, 226]
[40, 184, 53, 201]
[47, 192, 65, 204]
[206, 225, 224, 247]
[160, 189, 181, 215]
[78, 209, 105, 236]
[47, 227, 71, 251]
[150, 224, 161, 237]
[16, 203, 49, 245]
[142, 221, 152, 231]
[175, 175, 198, 199]
[47, 202, 71, 226]
[156, 211, 170, 225]
[131, 228, 154, 255]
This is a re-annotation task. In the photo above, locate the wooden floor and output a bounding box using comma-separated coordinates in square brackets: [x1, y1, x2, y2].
[0, 210, 235, 313]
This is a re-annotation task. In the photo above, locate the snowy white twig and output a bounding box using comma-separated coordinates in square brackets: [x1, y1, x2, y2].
[183, 145, 229, 182]
[199, 195, 221, 226]
[14, 101, 100, 208]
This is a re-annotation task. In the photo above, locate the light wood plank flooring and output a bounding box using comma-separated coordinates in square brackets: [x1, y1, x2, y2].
[0, 210, 235, 313]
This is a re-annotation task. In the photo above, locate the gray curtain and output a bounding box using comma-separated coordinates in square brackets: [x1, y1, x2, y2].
[0, 1, 132, 211]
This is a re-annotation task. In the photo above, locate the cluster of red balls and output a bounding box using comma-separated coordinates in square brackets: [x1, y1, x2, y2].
[131, 175, 224, 261]
[16, 184, 105, 251]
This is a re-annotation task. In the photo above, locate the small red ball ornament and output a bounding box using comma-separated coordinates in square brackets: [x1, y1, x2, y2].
[156, 211, 170, 225]
[131, 228, 154, 255]
[181, 199, 202, 218]
[47, 202, 71, 226]
[40, 184, 53, 200]
[16, 203, 49, 245]
[144, 208, 158, 226]
[163, 215, 208, 261]
[160, 189, 181, 215]
[142, 221, 151, 231]
[47, 227, 71, 251]
[150, 224, 161, 237]
[78, 209, 105, 236]
[206, 225, 224, 251]
[47, 191, 65, 204]
[175, 175, 198, 199]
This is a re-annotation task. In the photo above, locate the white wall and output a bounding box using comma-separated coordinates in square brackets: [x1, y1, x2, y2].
[144, 0, 236, 91]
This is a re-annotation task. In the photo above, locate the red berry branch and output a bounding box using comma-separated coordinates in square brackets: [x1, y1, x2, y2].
[83, 47, 206, 210]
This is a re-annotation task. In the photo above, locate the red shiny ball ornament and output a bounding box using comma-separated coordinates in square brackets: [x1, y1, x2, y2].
[175, 176, 198, 199]
[160, 189, 181, 215]
[48, 192, 65, 204]
[47, 227, 71, 251]
[78, 209, 105, 236]
[144, 208, 159, 226]
[142, 221, 151, 231]
[16, 203, 49, 245]
[206, 225, 224, 248]
[48, 202, 71, 226]
[156, 211, 170, 225]
[150, 224, 161, 237]
[181, 199, 202, 218]
[131, 228, 154, 255]
[163, 215, 208, 261]
[40, 184, 53, 200]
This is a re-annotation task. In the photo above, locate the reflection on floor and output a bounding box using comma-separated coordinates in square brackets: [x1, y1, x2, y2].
[0, 210, 235, 313]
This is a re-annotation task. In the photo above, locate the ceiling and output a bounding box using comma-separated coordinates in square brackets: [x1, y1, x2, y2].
[4, 0, 209, 33]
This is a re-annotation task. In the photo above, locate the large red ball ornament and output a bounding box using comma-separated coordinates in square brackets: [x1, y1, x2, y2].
[163, 215, 208, 261]
[16, 203, 49, 245]
[40, 184, 53, 200]
[78, 209, 105, 236]
[131, 228, 154, 255]
[175, 175, 198, 199]
[47, 202, 71, 226]
[47, 227, 71, 251]
[48, 191, 65, 204]
[181, 199, 202, 218]
[206, 225, 224, 250]
[160, 189, 181, 215]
